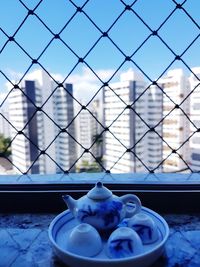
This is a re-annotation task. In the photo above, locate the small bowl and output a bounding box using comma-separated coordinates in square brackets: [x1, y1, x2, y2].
[127, 213, 159, 244]
[66, 223, 102, 257]
[106, 227, 143, 259]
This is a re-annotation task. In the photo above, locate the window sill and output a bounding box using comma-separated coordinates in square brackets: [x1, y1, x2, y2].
[0, 172, 200, 191]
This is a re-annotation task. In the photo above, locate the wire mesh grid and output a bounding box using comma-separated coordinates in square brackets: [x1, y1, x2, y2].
[0, 0, 200, 175]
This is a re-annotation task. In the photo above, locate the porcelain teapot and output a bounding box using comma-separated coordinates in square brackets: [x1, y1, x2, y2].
[63, 182, 141, 231]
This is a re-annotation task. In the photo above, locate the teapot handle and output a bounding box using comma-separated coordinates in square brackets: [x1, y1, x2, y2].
[120, 194, 141, 218]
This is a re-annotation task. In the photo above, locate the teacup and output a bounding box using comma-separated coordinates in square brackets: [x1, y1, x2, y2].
[67, 223, 102, 257]
[127, 213, 159, 244]
[106, 227, 143, 259]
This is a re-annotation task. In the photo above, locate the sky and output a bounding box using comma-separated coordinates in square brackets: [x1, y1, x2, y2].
[0, 0, 200, 105]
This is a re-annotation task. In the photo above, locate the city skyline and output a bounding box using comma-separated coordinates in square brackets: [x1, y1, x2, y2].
[1, 67, 200, 174]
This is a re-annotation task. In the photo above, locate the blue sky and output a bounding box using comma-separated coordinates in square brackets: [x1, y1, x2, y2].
[0, 0, 200, 103]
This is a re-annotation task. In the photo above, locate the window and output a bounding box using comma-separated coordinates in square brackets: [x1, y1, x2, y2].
[0, 0, 199, 183]
[191, 153, 200, 161]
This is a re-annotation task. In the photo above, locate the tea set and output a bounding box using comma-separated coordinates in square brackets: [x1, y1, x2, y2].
[49, 181, 169, 267]
[62, 181, 141, 231]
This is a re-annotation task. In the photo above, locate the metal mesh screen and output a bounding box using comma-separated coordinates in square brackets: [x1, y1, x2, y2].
[0, 0, 200, 175]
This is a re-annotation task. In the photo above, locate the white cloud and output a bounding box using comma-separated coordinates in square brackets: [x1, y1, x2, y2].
[66, 66, 115, 102]
[68, 66, 115, 84]
[3, 69, 23, 91]
[5, 69, 23, 81]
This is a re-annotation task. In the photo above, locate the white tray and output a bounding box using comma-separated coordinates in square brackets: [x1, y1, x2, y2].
[48, 207, 169, 267]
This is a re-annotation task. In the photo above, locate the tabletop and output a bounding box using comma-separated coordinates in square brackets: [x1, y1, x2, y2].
[0, 212, 199, 267]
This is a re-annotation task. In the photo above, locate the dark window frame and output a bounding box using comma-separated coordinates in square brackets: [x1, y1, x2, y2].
[0, 173, 200, 213]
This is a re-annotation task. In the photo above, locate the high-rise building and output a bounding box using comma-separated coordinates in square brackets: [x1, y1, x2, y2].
[103, 69, 148, 173]
[188, 67, 200, 171]
[158, 69, 190, 172]
[146, 84, 163, 172]
[103, 68, 190, 173]
[76, 99, 103, 171]
[90, 99, 103, 162]
[8, 70, 76, 174]
[0, 108, 10, 138]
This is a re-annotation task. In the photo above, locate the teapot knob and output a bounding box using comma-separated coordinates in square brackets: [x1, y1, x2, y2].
[97, 181, 103, 188]
[87, 181, 112, 200]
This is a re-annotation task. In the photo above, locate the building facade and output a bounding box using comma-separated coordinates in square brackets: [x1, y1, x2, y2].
[103, 68, 191, 173]
[9, 70, 76, 174]
[76, 99, 103, 171]
[103, 69, 148, 173]
[158, 69, 190, 172]
[0, 109, 11, 138]
[146, 84, 163, 172]
[188, 67, 200, 171]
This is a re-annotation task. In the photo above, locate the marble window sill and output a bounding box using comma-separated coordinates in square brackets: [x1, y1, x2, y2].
[0, 213, 199, 267]
[0, 173, 200, 188]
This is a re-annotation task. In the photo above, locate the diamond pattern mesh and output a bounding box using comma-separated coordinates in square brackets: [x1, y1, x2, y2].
[0, 0, 200, 174]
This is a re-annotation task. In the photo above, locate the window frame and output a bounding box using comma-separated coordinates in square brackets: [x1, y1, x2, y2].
[0, 173, 200, 213]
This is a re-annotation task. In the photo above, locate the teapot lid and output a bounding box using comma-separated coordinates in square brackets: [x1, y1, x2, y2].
[87, 182, 112, 200]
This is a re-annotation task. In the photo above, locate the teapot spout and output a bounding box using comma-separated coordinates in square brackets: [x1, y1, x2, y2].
[62, 195, 77, 214]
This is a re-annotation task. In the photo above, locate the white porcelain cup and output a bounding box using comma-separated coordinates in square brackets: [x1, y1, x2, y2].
[67, 223, 102, 257]
[127, 213, 159, 244]
[106, 227, 143, 259]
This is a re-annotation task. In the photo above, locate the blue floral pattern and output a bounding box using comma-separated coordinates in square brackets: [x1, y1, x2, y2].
[77, 204, 97, 221]
[131, 224, 152, 241]
[77, 200, 123, 228]
[108, 238, 134, 258]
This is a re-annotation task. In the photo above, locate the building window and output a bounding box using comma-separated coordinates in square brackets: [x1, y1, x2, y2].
[191, 153, 200, 162]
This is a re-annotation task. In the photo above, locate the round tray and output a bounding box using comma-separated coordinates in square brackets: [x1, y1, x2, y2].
[48, 207, 169, 267]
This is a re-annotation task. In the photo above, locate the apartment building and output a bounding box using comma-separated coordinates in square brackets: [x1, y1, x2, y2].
[76, 99, 103, 171]
[103, 68, 191, 173]
[103, 69, 148, 173]
[8, 70, 76, 174]
[90, 99, 103, 161]
[158, 69, 190, 172]
[0, 109, 10, 138]
[146, 84, 163, 172]
[188, 67, 200, 171]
